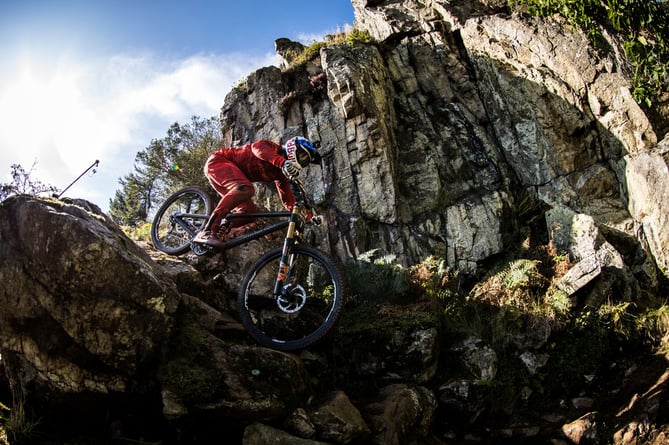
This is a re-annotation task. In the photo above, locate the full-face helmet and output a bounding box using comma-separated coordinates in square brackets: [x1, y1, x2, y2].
[283, 136, 321, 168]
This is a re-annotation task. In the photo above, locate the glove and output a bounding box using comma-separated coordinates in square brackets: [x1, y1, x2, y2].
[308, 213, 323, 226]
[282, 160, 300, 178]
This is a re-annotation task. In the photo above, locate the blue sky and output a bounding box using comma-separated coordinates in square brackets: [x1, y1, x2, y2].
[0, 1, 355, 210]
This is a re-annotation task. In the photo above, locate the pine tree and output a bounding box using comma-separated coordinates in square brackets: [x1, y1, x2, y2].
[109, 116, 220, 225]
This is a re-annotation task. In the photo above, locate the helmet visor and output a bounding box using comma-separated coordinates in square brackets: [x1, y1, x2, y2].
[296, 147, 314, 167]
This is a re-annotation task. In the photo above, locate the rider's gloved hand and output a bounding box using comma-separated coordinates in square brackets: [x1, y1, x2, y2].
[282, 160, 300, 178]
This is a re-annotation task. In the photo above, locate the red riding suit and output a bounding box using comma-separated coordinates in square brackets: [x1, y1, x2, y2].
[204, 140, 295, 230]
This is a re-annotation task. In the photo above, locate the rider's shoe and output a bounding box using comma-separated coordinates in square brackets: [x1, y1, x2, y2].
[192, 230, 226, 249]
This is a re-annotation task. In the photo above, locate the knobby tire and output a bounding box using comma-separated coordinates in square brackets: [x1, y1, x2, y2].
[238, 245, 344, 351]
[151, 187, 212, 255]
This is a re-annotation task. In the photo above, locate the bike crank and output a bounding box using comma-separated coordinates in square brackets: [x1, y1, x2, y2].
[190, 242, 212, 256]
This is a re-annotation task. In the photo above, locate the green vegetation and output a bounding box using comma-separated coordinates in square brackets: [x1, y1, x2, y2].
[276, 28, 375, 114]
[338, 29, 375, 46]
[337, 256, 444, 335]
[343, 254, 412, 304]
[119, 221, 153, 242]
[0, 402, 41, 445]
[283, 29, 374, 68]
[340, 250, 573, 347]
[510, 0, 669, 107]
[158, 305, 222, 404]
[635, 298, 669, 346]
[340, 237, 669, 413]
[109, 116, 220, 227]
[288, 41, 326, 67]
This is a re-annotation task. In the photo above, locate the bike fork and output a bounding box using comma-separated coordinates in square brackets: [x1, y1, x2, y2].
[273, 220, 297, 296]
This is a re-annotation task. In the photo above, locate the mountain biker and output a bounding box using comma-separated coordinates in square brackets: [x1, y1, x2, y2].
[193, 136, 321, 249]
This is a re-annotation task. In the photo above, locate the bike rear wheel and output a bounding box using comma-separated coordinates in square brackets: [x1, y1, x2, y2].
[151, 187, 212, 255]
[238, 245, 344, 351]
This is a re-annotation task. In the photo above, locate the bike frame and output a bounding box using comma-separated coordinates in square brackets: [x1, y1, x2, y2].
[226, 205, 308, 299]
[170, 210, 291, 249]
[171, 204, 308, 298]
[223, 211, 292, 250]
[168, 180, 313, 299]
[153, 179, 343, 350]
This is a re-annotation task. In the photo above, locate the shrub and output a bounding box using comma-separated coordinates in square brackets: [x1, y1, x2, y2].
[510, 0, 669, 107]
[285, 29, 375, 69]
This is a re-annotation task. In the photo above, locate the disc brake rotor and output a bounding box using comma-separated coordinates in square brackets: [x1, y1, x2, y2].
[277, 284, 307, 313]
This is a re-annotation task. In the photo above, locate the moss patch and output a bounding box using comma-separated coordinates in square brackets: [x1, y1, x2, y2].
[158, 305, 222, 404]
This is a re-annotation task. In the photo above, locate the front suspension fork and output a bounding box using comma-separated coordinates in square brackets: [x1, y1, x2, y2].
[273, 212, 300, 296]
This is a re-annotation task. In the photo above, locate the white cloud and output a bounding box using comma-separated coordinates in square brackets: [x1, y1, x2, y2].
[0, 50, 277, 210]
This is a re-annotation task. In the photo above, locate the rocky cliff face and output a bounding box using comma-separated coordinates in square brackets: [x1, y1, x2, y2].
[224, 0, 668, 285]
[1, 1, 669, 444]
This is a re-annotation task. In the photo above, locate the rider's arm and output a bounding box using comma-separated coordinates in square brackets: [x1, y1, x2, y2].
[250, 140, 287, 169]
[275, 177, 296, 211]
[250, 140, 295, 209]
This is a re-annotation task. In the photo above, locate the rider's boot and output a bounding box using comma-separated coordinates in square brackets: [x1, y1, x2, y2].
[193, 214, 229, 248]
[203, 212, 221, 232]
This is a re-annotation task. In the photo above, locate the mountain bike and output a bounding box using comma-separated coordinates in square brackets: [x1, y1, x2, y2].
[150, 178, 344, 351]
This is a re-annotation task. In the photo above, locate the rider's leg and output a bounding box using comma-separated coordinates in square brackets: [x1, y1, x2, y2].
[211, 183, 255, 229]
[227, 199, 259, 228]
[203, 211, 221, 232]
[194, 159, 254, 247]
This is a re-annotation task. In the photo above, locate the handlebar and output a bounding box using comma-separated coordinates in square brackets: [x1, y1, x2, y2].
[288, 177, 305, 196]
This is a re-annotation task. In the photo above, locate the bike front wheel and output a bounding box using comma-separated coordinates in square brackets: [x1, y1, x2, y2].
[151, 187, 212, 255]
[238, 245, 344, 351]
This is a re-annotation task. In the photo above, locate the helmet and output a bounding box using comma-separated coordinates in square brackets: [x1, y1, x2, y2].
[283, 136, 322, 168]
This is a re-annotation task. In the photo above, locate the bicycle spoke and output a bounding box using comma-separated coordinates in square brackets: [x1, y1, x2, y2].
[151, 187, 211, 255]
[239, 246, 343, 350]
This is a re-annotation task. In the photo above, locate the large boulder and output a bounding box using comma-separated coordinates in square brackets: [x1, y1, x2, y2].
[0, 197, 179, 392]
[0, 196, 180, 433]
[0, 196, 314, 438]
